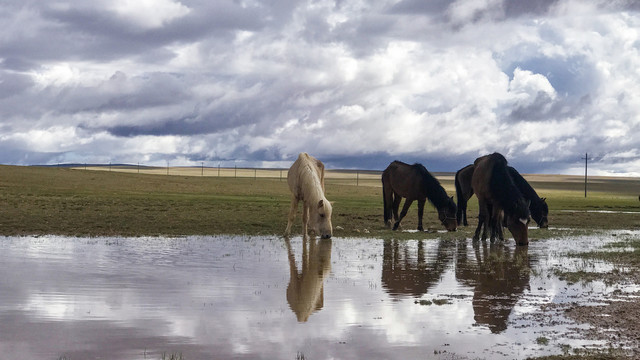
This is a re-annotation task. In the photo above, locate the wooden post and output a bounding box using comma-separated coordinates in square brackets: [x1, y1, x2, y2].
[582, 152, 588, 198]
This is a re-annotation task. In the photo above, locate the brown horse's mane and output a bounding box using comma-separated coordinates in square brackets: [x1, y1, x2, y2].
[507, 166, 548, 223]
[411, 163, 451, 209]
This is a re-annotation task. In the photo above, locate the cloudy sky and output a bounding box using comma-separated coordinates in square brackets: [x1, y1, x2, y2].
[1, 0, 640, 175]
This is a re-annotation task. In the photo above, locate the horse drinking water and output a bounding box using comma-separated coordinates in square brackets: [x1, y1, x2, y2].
[471, 153, 530, 245]
[455, 164, 548, 228]
[382, 161, 457, 232]
[285, 153, 333, 239]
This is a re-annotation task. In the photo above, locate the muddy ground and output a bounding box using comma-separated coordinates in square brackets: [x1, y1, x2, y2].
[536, 269, 640, 359]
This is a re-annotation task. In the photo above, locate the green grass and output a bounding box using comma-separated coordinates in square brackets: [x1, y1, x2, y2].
[1, 165, 639, 238]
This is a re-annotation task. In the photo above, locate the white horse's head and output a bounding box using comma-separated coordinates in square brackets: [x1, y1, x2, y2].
[310, 199, 332, 239]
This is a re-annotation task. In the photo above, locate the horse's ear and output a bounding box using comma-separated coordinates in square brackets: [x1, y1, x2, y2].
[318, 199, 324, 208]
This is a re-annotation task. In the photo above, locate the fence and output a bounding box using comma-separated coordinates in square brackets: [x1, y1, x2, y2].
[77, 165, 391, 187]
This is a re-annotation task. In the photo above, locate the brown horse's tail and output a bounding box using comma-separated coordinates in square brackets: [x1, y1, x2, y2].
[382, 172, 392, 225]
[454, 169, 464, 225]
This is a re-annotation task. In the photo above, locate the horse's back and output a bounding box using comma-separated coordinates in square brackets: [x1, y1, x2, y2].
[382, 161, 422, 198]
[382, 160, 408, 175]
[288, 152, 325, 196]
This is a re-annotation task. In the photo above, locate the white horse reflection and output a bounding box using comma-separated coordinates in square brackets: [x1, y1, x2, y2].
[285, 237, 332, 322]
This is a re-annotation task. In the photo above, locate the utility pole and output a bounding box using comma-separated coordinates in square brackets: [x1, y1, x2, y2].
[582, 152, 589, 198]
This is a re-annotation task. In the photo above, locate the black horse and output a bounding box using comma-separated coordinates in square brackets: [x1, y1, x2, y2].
[455, 163, 548, 228]
[471, 153, 530, 245]
[382, 161, 457, 232]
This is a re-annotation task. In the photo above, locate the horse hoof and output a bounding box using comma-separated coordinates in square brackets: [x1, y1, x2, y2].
[417, 226, 424, 232]
[392, 223, 400, 231]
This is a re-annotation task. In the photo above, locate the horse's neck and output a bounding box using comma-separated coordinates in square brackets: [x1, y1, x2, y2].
[302, 165, 325, 202]
[521, 186, 541, 202]
[424, 177, 448, 209]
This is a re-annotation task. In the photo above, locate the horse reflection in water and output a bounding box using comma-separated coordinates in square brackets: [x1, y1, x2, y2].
[285, 237, 332, 322]
[455, 240, 532, 333]
[381, 239, 455, 297]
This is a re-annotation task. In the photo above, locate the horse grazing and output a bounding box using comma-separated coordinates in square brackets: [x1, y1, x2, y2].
[285, 153, 333, 239]
[455, 164, 548, 228]
[508, 167, 548, 228]
[382, 161, 457, 232]
[471, 153, 530, 245]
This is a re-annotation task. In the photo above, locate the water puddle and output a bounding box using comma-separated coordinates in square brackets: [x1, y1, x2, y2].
[559, 209, 640, 214]
[0, 232, 638, 359]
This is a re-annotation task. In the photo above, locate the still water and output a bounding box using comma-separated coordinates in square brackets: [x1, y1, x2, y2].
[0, 232, 636, 359]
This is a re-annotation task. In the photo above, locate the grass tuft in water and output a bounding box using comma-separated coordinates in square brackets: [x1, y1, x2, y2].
[161, 352, 183, 360]
[432, 299, 451, 305]
[536, 336, 550, 345]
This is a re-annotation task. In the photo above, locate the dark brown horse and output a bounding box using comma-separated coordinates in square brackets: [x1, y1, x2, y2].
[471, 153, 530, 245]
[455, 163, 548, 228]
[382, 161, 457, 232]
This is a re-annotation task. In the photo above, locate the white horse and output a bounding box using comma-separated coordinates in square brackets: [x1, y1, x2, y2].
[285, 153, 333, 239]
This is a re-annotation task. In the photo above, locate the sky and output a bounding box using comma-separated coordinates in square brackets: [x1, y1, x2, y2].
[1, 0, 640, 176]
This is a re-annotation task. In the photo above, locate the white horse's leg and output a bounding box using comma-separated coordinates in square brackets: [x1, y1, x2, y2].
[285, 197, 299, 236]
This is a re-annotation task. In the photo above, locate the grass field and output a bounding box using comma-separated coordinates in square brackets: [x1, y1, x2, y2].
[1, 165, 640, 238]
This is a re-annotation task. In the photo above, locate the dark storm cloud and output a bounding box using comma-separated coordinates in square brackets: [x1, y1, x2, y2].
[0, 1, 273, 68]
[319, 152, 476, 173]
[0, 71, 33, 99]
[503, 0, 559, 18]
[58, 71, 190, 114]
[391, 0, 559, 23]
[390, 0, 451, 15]
[508, 91, 558, 122]
[103, 107, 249, 137]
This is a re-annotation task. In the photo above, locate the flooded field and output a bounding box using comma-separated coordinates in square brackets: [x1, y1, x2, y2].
[0, 232, 638, 359]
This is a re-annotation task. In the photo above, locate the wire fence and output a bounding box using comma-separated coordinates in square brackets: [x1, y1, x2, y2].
[76, 165, 393, 187]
